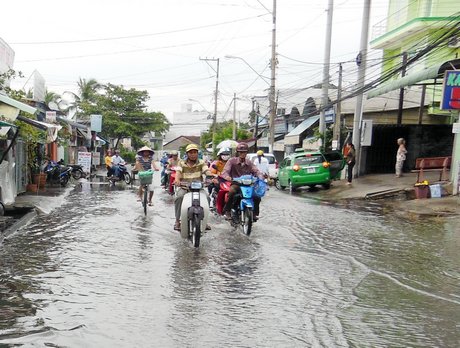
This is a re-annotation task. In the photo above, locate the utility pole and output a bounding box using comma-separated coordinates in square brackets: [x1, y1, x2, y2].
[397, 52, 408, 125]
[351, 0, 371, 178]
[253, 98, 259, 149]
[269, 0, 277, 153]
[333, 62, 343, 149]
[320, 0, 334, 149]
[232, 93, 237, 140]
[200, 57, 220, 151]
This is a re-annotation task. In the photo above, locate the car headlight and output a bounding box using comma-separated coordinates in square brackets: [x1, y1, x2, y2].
[293, 164, 300, 172]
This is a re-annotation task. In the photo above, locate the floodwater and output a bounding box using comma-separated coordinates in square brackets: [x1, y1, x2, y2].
[0, 178, 459, 347]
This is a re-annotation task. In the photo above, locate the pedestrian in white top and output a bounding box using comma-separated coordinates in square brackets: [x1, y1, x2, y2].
[253, 150, 269, 177]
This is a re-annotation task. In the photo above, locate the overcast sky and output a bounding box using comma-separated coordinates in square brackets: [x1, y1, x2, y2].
[2, 0, 388, 122]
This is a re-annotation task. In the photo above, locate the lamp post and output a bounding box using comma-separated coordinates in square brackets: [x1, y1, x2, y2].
[225, 55, 275, 150]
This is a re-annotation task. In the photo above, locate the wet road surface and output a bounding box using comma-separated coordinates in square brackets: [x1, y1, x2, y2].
[1, 178, 459, 347]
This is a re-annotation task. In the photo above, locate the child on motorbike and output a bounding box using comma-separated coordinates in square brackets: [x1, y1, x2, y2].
[208, 147, 231, 194]
[173, 144, 213, 231]
[222, 142, 264, 221]
[135, 146, 160, 205]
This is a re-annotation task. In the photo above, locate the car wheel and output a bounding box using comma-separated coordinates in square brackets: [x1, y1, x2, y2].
[308, 184, 316, 189]
[289, 180, 297, 193]
[322, 182, 331, 190]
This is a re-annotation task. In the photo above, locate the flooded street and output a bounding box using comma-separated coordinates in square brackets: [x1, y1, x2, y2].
[1, 180, 459, 347]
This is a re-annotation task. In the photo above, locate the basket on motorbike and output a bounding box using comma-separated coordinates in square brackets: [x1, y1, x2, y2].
[253, 178, 267, 198]
[139, 170, 153, 185]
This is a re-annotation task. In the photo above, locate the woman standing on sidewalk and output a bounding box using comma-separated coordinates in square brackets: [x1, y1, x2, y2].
[395, 138, 407, 178]
[345, 143, 356, 185]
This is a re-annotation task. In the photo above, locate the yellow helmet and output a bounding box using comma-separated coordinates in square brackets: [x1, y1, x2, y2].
[185, 143, 199, 153]
[257, 150, 264, 156]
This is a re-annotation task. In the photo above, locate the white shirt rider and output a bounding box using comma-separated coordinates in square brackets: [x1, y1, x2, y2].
[253, 155, 269, 176]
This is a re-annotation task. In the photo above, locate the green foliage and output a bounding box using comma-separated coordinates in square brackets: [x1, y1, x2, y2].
[200, 120, 252, 155]
[0, 69, 23, 92]
[78, 83, 170, 147]
[312, 126, 333, 151]
[120, 147, 136, 164]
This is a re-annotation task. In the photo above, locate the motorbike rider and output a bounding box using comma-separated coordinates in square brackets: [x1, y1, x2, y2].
[105, 149, 114, 177]
[135, 146, 160, 205]
[173, 144, 213, 231]
[160, 152, 169, 187]
[208, 147, 231, 195]
[253, 149, 269, 178]
[111, 149, 125, 178]
[222, 142, 264, 221]
[165, 150, 180, 193]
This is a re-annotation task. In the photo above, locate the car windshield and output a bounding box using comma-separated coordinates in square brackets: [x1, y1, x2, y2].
[295, 155, 323, 165]
[265, 156, 276, 164]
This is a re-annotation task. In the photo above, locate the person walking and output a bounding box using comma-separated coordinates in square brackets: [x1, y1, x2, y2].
[395, 138, 407, 177]
[345, 143, 356, 185]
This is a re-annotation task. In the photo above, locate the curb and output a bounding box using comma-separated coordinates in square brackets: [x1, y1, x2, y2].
[1, 209, 37, 242]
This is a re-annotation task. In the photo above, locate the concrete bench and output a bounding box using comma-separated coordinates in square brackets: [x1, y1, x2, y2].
[411, 156, 451, 183]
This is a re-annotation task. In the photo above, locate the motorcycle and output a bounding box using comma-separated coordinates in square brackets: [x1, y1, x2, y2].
[44, 160, 72, 187]
[211, 177, 231, 215]
[230, 175, 266, 236]
[166, 166, 178, 195]
[179, 181, 210, 248]
[68, 164, 85, 180]
[108, 163, 132, 186]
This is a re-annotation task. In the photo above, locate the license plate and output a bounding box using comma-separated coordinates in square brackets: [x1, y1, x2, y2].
[306, 167, 316, 174]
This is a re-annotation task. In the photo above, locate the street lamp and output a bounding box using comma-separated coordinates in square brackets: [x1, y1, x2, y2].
[188, 98, 212, 118]
[225, 55, 275, 152]
[224, 55, 270, 86]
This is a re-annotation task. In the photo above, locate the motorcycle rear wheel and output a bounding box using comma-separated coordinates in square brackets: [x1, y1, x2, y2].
[123, 172, 132, 184]
[60, 175, 69, 187]
[72, 169, 83, 180]
[242, 209, 253, 236]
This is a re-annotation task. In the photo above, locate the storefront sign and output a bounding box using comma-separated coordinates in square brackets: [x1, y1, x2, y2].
[441, 70, 460, 110]
[77, 152, 92, 173]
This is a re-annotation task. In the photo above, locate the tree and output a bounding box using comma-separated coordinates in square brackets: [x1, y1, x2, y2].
[200, 120, 252, 151]
[79, 83, 170, 149]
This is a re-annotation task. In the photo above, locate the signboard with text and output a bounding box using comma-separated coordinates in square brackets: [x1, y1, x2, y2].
[90, 114, 102, 132]
[77, 152, 92, 173]
[441, 70, 460, 110]
[325, 108, 335, 124]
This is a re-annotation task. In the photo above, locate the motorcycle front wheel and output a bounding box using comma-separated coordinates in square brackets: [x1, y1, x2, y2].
[60, 175, 69, 187]
[123, 172, 132, 184]
[242, 209, 253, 236]
[190, 215, 201, 248]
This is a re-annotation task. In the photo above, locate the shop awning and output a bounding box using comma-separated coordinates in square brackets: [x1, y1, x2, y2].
[284, 115, 319, 145]
[368, 59, 460, 98]
[0, 120, 18, 136]
[17, 115, 62, 143]
[0, 93, 37, 124]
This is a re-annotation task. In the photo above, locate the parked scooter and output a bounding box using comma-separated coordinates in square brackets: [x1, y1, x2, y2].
[44, 160, 72, 187]
[68, 164, 85, 180]
[108, 163, 132, 186]
[179, 181, 209, 248]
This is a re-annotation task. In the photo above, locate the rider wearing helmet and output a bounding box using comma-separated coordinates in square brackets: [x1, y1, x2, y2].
[208, 147, 231, 195]
[173, 144, 213, 231]
[222, 142, 263, 221]
[253, 149, 269, 177]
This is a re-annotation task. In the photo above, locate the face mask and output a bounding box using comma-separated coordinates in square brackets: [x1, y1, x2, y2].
[221, 155, 230, 161]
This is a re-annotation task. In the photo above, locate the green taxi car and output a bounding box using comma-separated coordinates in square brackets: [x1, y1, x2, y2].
[276, 150, 345, 191]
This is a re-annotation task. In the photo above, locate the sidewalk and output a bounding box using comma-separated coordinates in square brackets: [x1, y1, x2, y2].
[319, 171, 460, 217]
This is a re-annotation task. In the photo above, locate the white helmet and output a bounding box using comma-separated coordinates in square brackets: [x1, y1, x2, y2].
[217, 147, 231, 156]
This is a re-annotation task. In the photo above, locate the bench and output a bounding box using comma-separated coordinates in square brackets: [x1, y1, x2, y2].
[411, 156, 451, 183]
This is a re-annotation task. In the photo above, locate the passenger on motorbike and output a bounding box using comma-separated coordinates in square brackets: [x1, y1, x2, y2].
[135, 146, 160, 205]
[222, 142, 264, 221]
[111, 150, 125, 178]
[105, 149, 114, 177]
[165, 150, 179, 192]
[173, 144, 213, 231]
[208, 147, 231, 195]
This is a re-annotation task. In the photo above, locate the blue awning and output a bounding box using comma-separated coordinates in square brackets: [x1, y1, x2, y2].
[284, 115, 319, 145]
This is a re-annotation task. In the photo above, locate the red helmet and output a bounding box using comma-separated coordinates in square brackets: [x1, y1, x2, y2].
[236, 143, 249, 152]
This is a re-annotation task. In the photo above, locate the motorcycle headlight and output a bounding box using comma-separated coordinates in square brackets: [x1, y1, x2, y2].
[190, 181, 202, 190]
[242, 178, 252, 185]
